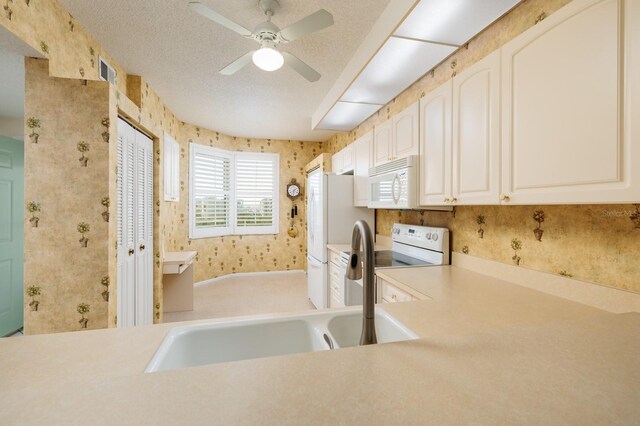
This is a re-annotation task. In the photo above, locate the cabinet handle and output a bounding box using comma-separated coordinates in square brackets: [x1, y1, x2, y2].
[451, 197, 457, 203]
[139, 244, 145, 251]
[128, 248, 134, 256]
[444, 197, 450, 203]
[391, 294, 397, 300]
[500, 194, 511, 202]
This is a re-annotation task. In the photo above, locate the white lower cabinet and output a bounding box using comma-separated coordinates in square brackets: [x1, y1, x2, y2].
[328, 252, 344, 308]
[500, 0, 640, 204]
[117, 118, 154, 327]
[377, 277, 426, 304]
[353, 131, 373, 206]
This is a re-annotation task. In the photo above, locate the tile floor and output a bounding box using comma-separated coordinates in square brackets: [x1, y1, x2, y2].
[163, 271, 315, 323]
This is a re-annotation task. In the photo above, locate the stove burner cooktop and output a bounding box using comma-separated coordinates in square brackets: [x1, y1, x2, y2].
[372, 250, 431, 268]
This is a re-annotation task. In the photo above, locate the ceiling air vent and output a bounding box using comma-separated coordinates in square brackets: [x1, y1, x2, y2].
[99, 57, 117, 85]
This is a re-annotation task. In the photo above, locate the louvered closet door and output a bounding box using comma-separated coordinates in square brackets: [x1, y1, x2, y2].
[117, 119, 136, 327]
[134, 131, 153, 326]
[117, 118, 153, 327]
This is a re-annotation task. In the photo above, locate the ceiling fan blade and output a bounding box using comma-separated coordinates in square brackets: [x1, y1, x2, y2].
[278, 9, 334, 42]
[189, 2, 253, 37]
[220, 51, 255, 75]
[282, 52, 320, 82]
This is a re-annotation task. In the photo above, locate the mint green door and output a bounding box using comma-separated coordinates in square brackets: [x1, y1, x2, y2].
[0, 136, 24, 336]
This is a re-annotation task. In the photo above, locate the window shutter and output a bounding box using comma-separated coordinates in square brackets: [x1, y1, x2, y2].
[235, 154, 278, 234]
[189, 144, 279, 238]
[191, 146, 233, 237]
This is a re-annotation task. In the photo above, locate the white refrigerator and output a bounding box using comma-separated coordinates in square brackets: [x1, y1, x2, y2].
[306, 170, 374, 309]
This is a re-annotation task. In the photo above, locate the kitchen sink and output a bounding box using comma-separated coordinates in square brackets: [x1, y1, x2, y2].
[327, 311, 418, 348]
[145, 307, 418, 373]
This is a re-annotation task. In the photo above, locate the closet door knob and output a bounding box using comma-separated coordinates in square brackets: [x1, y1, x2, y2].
[139, 244, 145, 251]
[128, 248, 134, 256]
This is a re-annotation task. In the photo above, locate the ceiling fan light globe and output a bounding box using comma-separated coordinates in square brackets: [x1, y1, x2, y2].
[252, 47, 284, 71]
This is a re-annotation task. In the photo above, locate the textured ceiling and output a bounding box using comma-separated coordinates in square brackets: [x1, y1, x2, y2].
[59, 0, 391, 141]
[0, 26, 41, 118]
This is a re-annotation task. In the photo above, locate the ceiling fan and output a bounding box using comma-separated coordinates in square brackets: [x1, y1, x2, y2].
[189, 0, 334, 82]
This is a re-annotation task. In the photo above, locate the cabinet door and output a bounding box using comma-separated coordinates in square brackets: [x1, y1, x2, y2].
[341, 143, 355, 174]
[392, 101, 420, 160]
[380, 280, 414, 303]
[419, 80, 452, 206]
[373, 119, 393, 166]
[331, 150, 342, 175]
[452, 49, 501, 205]
[354, 131, 373, 206]
[501, 0, 640, 203]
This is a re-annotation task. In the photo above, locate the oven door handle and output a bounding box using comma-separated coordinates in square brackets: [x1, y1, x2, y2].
[391, 174, 401, 204]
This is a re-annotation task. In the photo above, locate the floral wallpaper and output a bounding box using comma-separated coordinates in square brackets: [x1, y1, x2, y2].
[325, 0, 640, 295]
[376, 205, 640, 293]
[5, 0, 325, 333]
[165, 125, 323, 283]
[23, 58, 110, 334]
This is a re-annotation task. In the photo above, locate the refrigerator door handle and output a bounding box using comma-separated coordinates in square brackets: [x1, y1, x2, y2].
[307, 255, 322, 268]
[308, 188, 315, 242]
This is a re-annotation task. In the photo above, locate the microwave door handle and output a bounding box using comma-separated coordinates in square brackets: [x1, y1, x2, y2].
[391, 174, 401, 204]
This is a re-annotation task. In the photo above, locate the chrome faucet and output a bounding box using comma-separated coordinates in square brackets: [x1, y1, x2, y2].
[346, 220, 377, 345]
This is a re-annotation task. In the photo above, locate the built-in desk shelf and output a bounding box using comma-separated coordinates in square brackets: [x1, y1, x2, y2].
[163, 251, 197, 313]
[163, 251, 197, 274]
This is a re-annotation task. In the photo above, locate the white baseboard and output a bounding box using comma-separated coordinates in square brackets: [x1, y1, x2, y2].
[452, 253, 640, 314]
[194, 269, 306, 287]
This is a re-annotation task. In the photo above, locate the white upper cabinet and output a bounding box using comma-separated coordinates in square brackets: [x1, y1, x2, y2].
[500, 0, 640, 204]
[373, 119, 392, 166]
[331, 150, 342, 175]
[332, 143, 355, 175]
[353, 130, 374, 207]
[392, 101, 420, 160]
[341, 143, 355, 174]
[373, 101, 419, 166]
[452, 49, 501, 205]
[419, 80, 452, 207]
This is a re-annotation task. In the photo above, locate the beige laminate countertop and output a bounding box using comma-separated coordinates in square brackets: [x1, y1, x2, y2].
[1, 266, 639, 424]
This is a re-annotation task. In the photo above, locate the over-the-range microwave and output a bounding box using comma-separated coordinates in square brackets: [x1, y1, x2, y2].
[368, 156, 418, 209]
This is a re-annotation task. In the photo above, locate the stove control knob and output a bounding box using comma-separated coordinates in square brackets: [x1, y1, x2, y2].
[432, 233, 439, 241]
[426, 232, 432, 240]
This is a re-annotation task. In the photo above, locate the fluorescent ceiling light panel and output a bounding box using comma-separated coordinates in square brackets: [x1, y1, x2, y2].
[395, 0, 522, 46]
[340, 37, 456, 105]
[316, 101, 382, 131]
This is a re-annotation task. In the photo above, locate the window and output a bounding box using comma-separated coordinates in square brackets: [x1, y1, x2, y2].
[189, 143, 279, 238]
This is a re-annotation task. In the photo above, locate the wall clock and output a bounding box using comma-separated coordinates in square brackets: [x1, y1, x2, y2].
[287, 178, 301, 200]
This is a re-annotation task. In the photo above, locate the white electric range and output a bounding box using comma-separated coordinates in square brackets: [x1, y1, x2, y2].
[339, 223, 450, 305]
